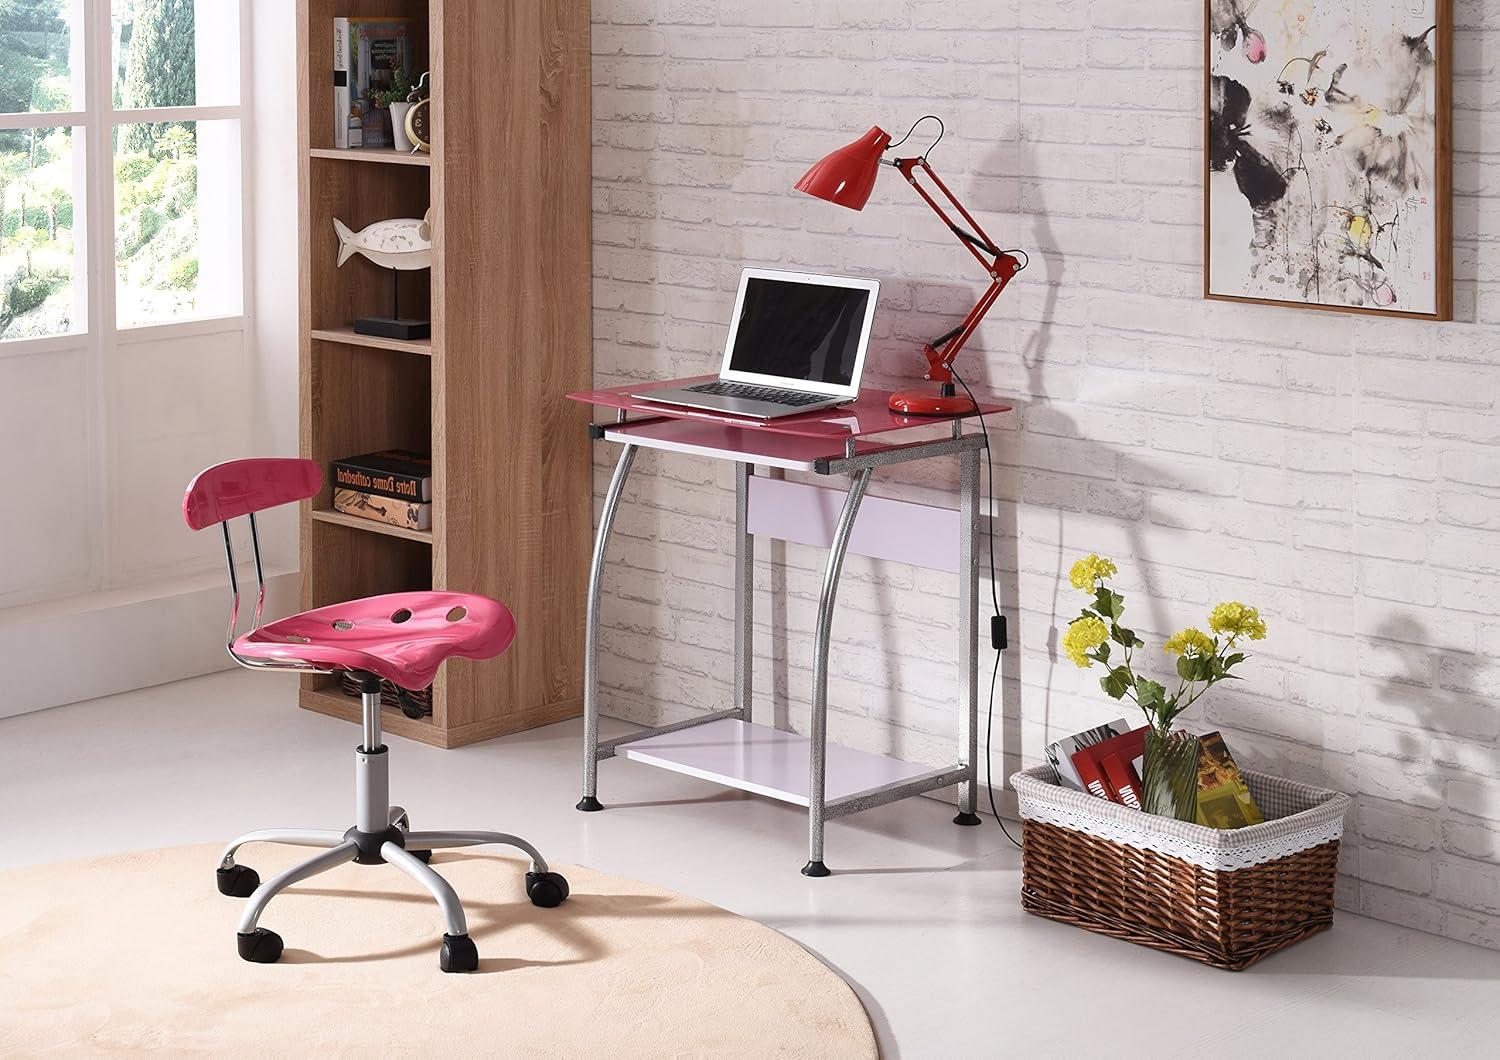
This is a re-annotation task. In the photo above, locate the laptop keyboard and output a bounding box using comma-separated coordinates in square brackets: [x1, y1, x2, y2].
[683, 381, 829, 406]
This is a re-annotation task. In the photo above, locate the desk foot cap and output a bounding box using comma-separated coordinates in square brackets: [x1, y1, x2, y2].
[576, 796, 605, 812]
[953, 811, 982, 826]
[801, 860, 831, 878]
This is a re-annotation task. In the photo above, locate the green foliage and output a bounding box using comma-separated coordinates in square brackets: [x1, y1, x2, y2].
[166, 254, 196, 288]
[121, 0, 196, 154]
[2, 263, 67, 327]
[0, 0, 69, 115]
[371, 61, 413, 109]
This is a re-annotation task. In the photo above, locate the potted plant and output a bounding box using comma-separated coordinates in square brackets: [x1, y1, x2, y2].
[372, 61, 414, 151]
[1060, 554, 1267, 821]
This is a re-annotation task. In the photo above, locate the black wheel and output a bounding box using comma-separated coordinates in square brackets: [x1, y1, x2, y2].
[237, 928, 283, 964]
[410, 848, 433, 863]
[439, 932, 479, 973]
[217, 864, 260, 897]
[525, 870, 569, 908]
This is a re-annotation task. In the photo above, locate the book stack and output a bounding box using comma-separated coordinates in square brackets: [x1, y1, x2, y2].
[1045, 722, 1264, 828]
[333, 16, 415, 149]
[332, 449, 432, 532]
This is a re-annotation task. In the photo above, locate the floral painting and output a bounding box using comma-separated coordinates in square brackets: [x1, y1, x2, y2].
[1205, 0, 1449, 318]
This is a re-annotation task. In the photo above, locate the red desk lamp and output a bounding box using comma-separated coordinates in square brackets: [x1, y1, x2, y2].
[795, 117, 1025, 415]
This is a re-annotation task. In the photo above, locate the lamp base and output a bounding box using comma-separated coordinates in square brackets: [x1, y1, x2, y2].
[888, 388, 976, 416]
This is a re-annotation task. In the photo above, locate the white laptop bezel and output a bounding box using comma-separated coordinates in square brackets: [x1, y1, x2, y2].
[717, 267, 880, 399]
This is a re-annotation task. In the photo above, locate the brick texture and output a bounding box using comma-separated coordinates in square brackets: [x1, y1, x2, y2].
[590, 1, 1500, 950]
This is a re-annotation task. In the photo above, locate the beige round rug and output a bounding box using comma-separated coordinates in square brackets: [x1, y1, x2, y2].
[0, 844, 876, 1057]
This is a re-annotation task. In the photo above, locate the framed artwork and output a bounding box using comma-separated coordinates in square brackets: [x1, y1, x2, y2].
[1204, 0, 1451, 319]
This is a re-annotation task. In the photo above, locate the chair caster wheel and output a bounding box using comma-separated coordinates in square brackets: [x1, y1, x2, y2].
[217, 864, 260, 897]
[237, 928, 283, 963]
[410, 848, 432, 863]
[440, 932, 479, 973]
[526, 870, 569, 908]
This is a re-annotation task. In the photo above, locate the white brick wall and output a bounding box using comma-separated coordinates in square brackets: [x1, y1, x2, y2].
[590, 0, 1500, 950]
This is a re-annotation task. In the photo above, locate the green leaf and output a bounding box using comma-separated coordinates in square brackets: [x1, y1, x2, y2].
[1176, 655, 1198, 682]
[1094, 641, 1111, 662]
[1135, 677, 1167, 713]
[1114, 625, 1138, 648]
[1101, 666, 1132, 700]
[1224, 652, 1246, 669]
[1093, 587, 1124, 621]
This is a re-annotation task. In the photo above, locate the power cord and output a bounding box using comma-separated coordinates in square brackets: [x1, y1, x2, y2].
[950, 365, 1022, 851]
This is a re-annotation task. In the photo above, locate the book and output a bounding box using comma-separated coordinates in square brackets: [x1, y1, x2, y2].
[334, 487, 431, 531]
[1071, 726, 1147, 806]
[1045, 718, 1130, 793]
[332, 450, 432, 503]
[1194, 732, 1265, 829]
[333, 17, 352, 148]
[332, 17, 414, 148]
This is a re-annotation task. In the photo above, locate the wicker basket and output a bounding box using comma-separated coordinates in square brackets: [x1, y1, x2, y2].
[1011, 764, 1350, 970]
[337, 671, 432, 717]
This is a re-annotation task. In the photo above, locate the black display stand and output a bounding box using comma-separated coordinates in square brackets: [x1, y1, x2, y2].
[354, 267, 431, 341]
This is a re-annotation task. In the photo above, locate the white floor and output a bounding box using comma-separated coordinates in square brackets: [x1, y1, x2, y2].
[5, 669, 1500, 1058]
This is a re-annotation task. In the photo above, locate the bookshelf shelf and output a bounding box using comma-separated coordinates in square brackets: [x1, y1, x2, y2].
[310, 326, 433, 357]
[308, 146, 432, 167]
[311, 506, 434, 544]
[298, 0, 592, 749]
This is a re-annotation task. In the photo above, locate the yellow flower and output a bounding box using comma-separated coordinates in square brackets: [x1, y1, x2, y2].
[1207, 602, 1267, 641]
[1163, 627, 1215, 657]
[1062, 615, 1109, 667]
[1068, 554, 1118, 591]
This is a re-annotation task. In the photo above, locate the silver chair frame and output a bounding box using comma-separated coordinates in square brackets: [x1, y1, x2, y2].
[211, 510, 560, 969]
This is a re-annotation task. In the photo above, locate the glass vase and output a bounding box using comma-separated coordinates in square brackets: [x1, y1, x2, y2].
[1141, 728, 1200, 821]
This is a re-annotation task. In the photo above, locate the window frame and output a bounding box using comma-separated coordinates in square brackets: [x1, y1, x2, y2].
[0, 0, 252, 356]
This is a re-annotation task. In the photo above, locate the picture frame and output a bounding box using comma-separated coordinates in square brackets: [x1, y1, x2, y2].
[1203, 0, 1452, 320]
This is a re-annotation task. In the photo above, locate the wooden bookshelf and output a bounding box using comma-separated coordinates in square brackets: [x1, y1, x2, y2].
[296, 0, 593, 748]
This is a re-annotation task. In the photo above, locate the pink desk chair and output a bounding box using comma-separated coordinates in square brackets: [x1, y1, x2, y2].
[183, 457, 569, 973]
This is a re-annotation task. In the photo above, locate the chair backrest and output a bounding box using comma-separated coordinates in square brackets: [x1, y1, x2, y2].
[182, 458, 321, 531]
[183, 457, 324, 674]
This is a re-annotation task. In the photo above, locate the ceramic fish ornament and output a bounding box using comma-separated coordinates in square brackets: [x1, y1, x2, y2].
[333, 209, 433, 270]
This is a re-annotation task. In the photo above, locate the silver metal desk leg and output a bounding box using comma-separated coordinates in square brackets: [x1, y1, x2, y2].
[955, 447, 982, 825]
[803, 467, 872, 877]
[578, 443, 638, 812]
[734, 462, 754, 721]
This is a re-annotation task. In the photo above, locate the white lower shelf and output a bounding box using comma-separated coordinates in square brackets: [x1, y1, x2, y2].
[619, 718, 942, 807]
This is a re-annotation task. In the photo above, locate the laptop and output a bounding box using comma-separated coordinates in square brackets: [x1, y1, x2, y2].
[632, 268, 880, 419]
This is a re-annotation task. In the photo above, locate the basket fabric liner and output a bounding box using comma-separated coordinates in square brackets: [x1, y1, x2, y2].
[1011, 763, 1351, 872]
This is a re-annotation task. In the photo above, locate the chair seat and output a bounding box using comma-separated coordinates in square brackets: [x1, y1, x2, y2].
[234, 591, 516, 690]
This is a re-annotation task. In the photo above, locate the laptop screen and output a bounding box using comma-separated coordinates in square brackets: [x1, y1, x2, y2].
[725, 275, 873, 387]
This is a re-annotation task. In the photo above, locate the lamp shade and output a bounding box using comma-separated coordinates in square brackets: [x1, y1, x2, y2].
[793, 126, 891, 211]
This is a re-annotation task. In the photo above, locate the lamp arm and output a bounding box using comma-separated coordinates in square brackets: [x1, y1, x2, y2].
[892, 156, 1024, 385]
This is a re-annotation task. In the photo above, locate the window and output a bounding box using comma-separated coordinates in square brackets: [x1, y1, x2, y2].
[0, 0, 244, 341]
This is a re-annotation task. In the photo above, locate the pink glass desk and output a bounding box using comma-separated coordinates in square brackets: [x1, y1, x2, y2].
[567, 379, 1013, 876]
